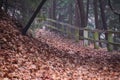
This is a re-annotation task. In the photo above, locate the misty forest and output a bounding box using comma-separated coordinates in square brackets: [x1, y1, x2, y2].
[0, 0, 120, 80]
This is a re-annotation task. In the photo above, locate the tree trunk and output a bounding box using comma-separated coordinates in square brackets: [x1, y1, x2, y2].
[85, 0, 89, 26]
[68, 1, 73, 25]
[99, 0, 107, 30]
[74, 1, 81, 28]
[93, 0, 102, 47]
[77, 0, 86, 38]
[0, 0, 3, 9]
[4, 0, 8, 12]
[49, 0, 56, 20]
[49, 0, 56, 29]
[93, 0, 99, 29]
[22, 0, 47, 35]
[99, 0, 108, 48]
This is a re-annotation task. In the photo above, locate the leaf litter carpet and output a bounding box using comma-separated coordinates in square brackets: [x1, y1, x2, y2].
[0, 10, 120, 80]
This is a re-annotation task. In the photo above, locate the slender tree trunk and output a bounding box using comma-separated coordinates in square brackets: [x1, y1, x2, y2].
[67, 1, 73, 37]
[22, 0, 47, 35]
[4, 0, 8, 12]
[68, 1, 73, 25]
[99, 0, 108, 47]
[93, 0, 103, 47]
[99, 0, 107, 30]
[77, 0, 86, 38]
[93, 0, 99, 29]
[12, 1, 17, 19]
[49, 0, 56, 20]
[75, 1, 81, 28]
[85, 0, 89, 26]
[0, 0, 3, 9]
[49, 0, 56, 28]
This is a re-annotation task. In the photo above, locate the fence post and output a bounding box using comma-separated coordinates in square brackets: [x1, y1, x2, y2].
[84, 27, 89, 46]
[93, 31, 99, 49]
[61, 25, 65, 33]
[74, 28, 79, 42]
[66, 26, 71, 37]
[107, 31, 113, 51]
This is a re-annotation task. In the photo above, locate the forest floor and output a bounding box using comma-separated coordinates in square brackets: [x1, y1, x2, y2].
[0, 10, 120, 80]
[35, 28, 108, 53]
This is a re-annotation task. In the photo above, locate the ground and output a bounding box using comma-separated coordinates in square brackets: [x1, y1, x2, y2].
[0, 10, 120, 80]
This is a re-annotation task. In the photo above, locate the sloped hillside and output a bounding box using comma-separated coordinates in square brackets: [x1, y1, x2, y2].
[0, 10, 120, 80]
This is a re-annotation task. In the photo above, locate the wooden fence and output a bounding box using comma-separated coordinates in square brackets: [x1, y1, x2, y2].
[35, 18, 120, 52]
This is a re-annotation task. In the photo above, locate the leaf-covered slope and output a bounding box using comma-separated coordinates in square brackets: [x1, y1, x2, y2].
[0, 10, 120, 80]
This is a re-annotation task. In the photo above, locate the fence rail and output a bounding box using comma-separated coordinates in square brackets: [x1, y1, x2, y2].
[46, 18, 120, 34]
[35, 18, 120, 51]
